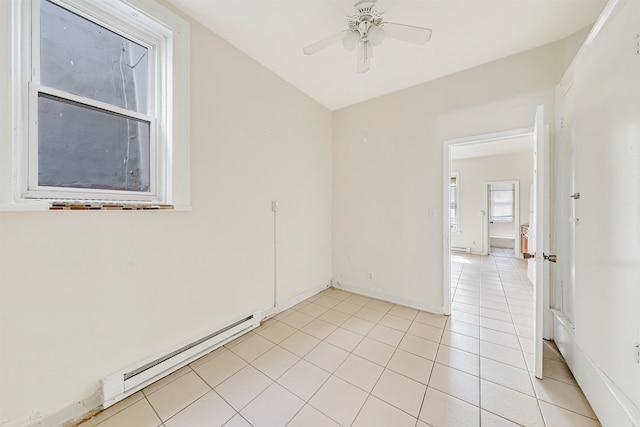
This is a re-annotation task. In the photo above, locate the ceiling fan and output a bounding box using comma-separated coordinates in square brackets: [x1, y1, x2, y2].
[303, 0, 432, 73]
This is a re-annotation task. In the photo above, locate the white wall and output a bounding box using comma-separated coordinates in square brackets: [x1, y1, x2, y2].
[554, 0, 640, 424]
[332, 42, 563, 312]
[0, 5, 332, 425]
[451, 151, 533, 253]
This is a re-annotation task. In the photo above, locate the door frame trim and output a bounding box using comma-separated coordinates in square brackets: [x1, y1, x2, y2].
[442, 127, 532, 315]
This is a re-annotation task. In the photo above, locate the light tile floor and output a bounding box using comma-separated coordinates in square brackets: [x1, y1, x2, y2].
[79, 249, 600, 426]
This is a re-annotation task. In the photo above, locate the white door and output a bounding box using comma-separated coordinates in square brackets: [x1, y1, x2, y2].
[531, 105, 550, 379]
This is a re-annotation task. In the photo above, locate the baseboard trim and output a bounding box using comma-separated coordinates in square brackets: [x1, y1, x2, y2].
[263, 281, 331, 319]
[1, 388, 102, 427]
[552, 309, 640, 427]
[332, 280, 444, 315]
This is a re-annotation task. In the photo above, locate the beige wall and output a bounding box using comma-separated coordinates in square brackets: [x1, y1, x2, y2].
[451, 151, 534, 253]
[0, 9, 332, 425]
[332, 42, 564, 312]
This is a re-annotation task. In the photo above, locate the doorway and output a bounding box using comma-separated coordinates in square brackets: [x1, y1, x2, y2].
[442, 127, 534, 314]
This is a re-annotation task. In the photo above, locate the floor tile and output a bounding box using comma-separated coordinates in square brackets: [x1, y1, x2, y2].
[300, 298, 330, 318]
[543, 357, 578, 385]
[480, 379, 544, 427]
[480, 317, 516, 335]
[223, 414, 252, 427]
[352, 396, 417, 427]
[304, 341, 350, 372]
[365, 299, 393, 313]
[189, 346, 228, 369]
[415, 311, 447, 328]
[345, 294, 373, 306]
[419, 387, 480, 427]
[398, 333, 439, 361]
[318, 308, 351, 325]
[240, 382, 304, 427]
[164, 391, 235, 427]
[539, 401, 601, 427]
[89, 398, 161, 427]
[192, 350, 247, 388]
[78, 392, 146, 427]
[279, 330, 321, 357]
[145, 370, 210, 421]
[251, 345, 299, 380]
[286, 404, 340, 427]
[387, 348, 434, 384]
[480, 327, 521, 350]
[143, 366, 192, 396]
[228, 334, 275, 362]
[313, 296, 341, 309]
[334, 353, 384, 392]
[332, 301, 362, 316]
[445, 318, 480, 339]
[354, 307, 386, 322]
[407, 322, 443, 343]
[480, 357, 534, 396]
[309, 376, 368, 426]
[480, 410, 521, 426]
[435, 344, 479, 376]
[352, 337, 396, 366]
[531, 375, 597, 418]
[341, 316, 376, 336]
[480, 340, 526, 369]
[214, 365, 272, 410]
[280, 311, 315, 329]
[324, 327, 364, 352]
[440, 330, 479, 354]
[367, 324, 404, 347]
[371, 369, 426, 417]
[388, 304, 419, 320]
[428, 362, 479, 406]
[255, 320, 296, 344]
[277, 359, 330, 400]
[301, 319, 338, 340]
[379, 313, 412, 332]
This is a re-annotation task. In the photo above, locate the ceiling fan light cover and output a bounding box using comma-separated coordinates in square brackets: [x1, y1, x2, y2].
[368, 25, 385, 46]
[342, 30, 360, 51]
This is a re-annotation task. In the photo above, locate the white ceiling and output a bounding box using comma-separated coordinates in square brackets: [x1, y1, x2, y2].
[451, 134, 533, 160]
[165, 0, 607, 111]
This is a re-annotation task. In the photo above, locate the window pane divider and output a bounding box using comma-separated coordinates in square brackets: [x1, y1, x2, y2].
[31, 83, 153, 123]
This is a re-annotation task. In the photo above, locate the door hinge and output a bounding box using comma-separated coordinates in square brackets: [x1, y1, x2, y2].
[560, 117, 565, 129]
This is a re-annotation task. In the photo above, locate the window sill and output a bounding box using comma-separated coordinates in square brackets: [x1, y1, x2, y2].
[0, 202, 192, 212]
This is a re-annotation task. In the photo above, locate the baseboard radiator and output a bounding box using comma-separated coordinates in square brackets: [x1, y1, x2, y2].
[102, 311, 262, 408]
[451, 246, 471, 254]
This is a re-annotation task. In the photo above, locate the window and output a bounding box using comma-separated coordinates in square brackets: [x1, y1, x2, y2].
[450, 173, 459, 232]
[489, 182, 514, 222]
[1, 0, 190, 209]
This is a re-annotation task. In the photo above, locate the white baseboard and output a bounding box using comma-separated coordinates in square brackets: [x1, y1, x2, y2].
[1, 388, 102, 427]
[263, 281, 330, 319]
[332, 280, 444, 315]
[552, 309, 640, 427]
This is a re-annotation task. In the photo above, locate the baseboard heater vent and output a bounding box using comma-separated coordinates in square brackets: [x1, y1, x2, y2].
[451, 246, 471, 254]
[102, 311, 262, 408]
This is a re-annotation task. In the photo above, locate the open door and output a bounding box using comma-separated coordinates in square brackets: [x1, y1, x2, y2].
[530, 105, 551, 379]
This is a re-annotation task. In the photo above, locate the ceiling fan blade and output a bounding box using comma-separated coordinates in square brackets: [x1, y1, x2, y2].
[382, 22, 432, 44]
[356, 40, 371, 73]
[303, 30, 349, 55]
[373, 0, 396, 13]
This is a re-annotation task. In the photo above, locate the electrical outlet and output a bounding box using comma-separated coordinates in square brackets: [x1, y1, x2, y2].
[368, 272, 373, 281]
[635, 344, 640, 364]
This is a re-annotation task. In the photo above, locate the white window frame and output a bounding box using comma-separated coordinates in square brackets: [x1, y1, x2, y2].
[1, 0, 191, 210]
[450, 172, 460, 233]
[489, 182, 515, 223]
